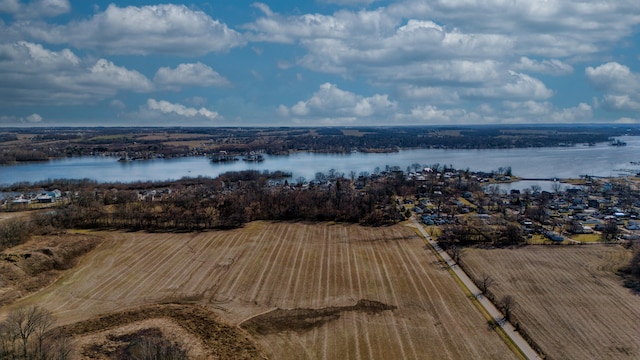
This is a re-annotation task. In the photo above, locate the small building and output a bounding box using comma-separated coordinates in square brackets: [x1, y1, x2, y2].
[545, 231, 564, 242]
[626, 221, 639, 230]
[36, 194, 53, 203]
[11, 197, 31, 205]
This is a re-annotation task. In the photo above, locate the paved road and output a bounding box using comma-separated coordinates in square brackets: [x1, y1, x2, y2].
[411, 218, 542, 360]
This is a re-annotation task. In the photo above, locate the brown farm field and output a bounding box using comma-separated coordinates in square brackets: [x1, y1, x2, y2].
[461, 245, 640, 360]
[2, 222, 517, 360]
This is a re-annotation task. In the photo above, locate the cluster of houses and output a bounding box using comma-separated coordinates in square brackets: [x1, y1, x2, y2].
[2, 189, 63, 207]
[406, 167, 640, 243]
[2, 165, 639, 245]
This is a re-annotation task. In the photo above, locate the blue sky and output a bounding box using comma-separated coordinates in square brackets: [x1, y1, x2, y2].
[0, 0, 639, 126]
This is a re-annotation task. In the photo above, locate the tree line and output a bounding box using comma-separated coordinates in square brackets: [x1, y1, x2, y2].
[0, 306, 70, 360]
[3, 125, 634, 164]
[35, 170, 410, 232]
[0, 219, 34, 252]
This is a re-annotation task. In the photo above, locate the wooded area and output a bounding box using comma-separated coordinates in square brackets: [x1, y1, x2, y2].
[29, 170, 411, 232]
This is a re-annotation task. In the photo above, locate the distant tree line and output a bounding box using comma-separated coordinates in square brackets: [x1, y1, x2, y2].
[2, 125, 635, 164]
[35, 170, 410, 231]
[0, 150, 49, 165]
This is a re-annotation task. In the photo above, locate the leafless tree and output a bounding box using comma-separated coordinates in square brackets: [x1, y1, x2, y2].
[500, 295, 516, 322]
[126, 336, 189, 360]
[45, 329, 73, 360]
[449, 245, 461, 264]
[601, 219, 619, 241]
[1, 305, 54, 359]
[0, 219, 33, 251]
[478, 273, 494, 295]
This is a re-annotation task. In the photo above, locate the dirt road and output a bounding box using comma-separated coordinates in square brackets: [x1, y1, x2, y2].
[410, 218, 542, 360]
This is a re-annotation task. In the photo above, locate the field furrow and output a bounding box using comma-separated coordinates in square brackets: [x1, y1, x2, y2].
[216, 226, 270, 300]
[183, 232, 237, 295]
[114, 235, 187, 301]
[290, 225, 314, 307]
[463, 246, 640, 360]
[248, 223, 287, 301]
[76, 234, 155, 300]
[281, 225, 304, 308]
[3, 222, 519, 360]
[379, 241, 418, 359]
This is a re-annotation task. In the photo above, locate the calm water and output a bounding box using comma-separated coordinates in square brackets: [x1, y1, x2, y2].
[1, 136, 639, 186]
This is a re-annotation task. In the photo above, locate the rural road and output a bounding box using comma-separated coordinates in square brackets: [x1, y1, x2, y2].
[411, 218, 542, 360]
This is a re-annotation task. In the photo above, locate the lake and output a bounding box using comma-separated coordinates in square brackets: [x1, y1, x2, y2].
[1, 136, 639, 186]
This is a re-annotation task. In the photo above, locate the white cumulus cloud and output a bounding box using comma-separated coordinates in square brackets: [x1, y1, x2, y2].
[550, 102, 593, 122]
[88, 59, 153, 92]
[21, 4, 244, 56]
[586, 62, 640, 111]
[0, 41, 152, 105]
[0, 112, 43, 124]
[279, 83, 396, 124]
[25, 113, 42, 122]
[146, 99, 219, 120]
[154, 62, 230, 90]
[463, 71, 553, 100]
[600, 95, 640, 111]
[395, 105, 481, 124]
[586, 62, 640, 93]
[512, 57, 573, 76]
[501, 101, 593, 123]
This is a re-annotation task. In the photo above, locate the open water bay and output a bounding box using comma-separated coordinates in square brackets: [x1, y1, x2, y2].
[1, 137, 639, 186]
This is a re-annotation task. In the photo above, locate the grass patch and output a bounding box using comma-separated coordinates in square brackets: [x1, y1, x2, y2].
[568, 233, 601, 243]
[457, 197, 477, 208]
[424, 225, 442, 238]
[527, 234, 548, 244]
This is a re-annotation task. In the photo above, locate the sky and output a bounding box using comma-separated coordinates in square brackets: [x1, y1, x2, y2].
[0, 0, 639, 127]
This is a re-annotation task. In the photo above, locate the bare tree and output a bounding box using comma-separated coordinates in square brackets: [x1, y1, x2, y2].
[0, 219, 33, 251]
[478, 273, 494, 295]
[500, 295, 516, 322]
[601, 219, 619, 241]
[2, 305, 54, 359]
[126, 335, 189, 360]
[449, 245, 461, 264]
[46, 329, 73, 360]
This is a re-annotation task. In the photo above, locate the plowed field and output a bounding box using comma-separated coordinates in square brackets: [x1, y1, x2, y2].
[462, 245, 640, 360]
[4, 222, 517, 359]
